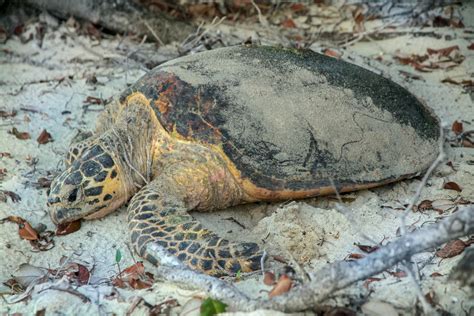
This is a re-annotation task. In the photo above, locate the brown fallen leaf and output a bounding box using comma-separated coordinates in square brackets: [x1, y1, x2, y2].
[461, 80, 474, 87]
[424, 291, 436, 307]
[281, 18, 296, 28]
[113, 262, 154, 290]
[323, 48, 341, 59]
[346, 253, 365, 260]
[394, 54, 427, 66]
[427, 45, 459, 57]
[55, 220, 82, 236]
[70, 263, 90, 285]
[290, 3, 307, 13]
[442, 78, 474, 88]
[462, 139, 474, 148]
[83, 96, 104, 105]
[0, 110, 17, 118]
[1, 190, 21, 203]
[468, 43, 474, 50]
[354, 243, 379, 253]
[36, 177, 52, 188]
[363, 277, 382, 289]
[441, 77, 460, 85]
[12, 263, 50, 288]
[0, 215, 39, 241]
[431, 199, 457, 214]
[388, 269, 407, 278]
[8, 127, 30, 140]
[2, 278, 24, 294]
[436, 239, 466, 258]
[432, 16, 464, 28]
[37, 129, 53, 144]
[263, 271, 276, 286]
[271, 255, 288, 264]
[268, 274, 292, 298]
[417, 199, 433, 212]
[443, 181, 462, 192]
[0, 152, 12, 158]
[430, 272, 444, 277]
[30, 231, 55, 252]
[451, 121, 463, 135]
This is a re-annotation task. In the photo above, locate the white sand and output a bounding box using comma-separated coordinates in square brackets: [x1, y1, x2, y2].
[0, 5, 473, 315]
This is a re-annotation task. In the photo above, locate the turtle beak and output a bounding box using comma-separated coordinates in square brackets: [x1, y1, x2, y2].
[50, 207, 83, 225]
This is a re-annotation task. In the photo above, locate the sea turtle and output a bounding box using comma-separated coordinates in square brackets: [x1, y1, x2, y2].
[48, 45, 440, 276]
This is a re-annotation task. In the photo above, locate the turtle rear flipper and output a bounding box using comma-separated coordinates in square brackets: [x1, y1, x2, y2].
[127, 149, 262, 276]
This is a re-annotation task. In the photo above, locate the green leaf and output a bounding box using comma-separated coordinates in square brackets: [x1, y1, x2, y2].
[115, 249, 122, 263]
[200, 298, 227, 316]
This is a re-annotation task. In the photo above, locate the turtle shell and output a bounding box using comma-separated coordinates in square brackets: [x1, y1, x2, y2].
[121, 46, 440, 193]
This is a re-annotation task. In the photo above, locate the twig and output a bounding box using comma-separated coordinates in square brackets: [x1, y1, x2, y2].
[147, 206, 473, 312]
[400, 261, 434, 314]
[141, 19, 164, 46]
[400, 125, 446, 236]
[396, 124, 445, 314]
[250, 0, 268, 27]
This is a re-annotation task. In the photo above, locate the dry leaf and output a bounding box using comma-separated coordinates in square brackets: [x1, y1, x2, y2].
[355, 243, 379, 253]
[443, 181, 462, 192]
[290, 3, 307, 13]
[451, 121, 463, 135]
[346, 253, 365, 260]
[430, 272, 443, 277]
[417, 199, 433, 211]
[363, 277, 382, 289]
[427, 45, 459, 57]
[268, 274, 292, 297]
[0, 110, 17, 118]
[8, 127, 30, 140]
[323, 48, 341, 58]
[281, 18, 296, 28]
[424, 291, 436, 307]
[13, 263, 49, 288]
[272, 255, 288, 264]
[263, 271, 275, 286]
[1, 215, 39, 241]
[73, 263, 90, 285]
[3, 278, 24, 294]
[388, 270, 407, 278]
[83, 96, 104, 105]
[113, 262, 154, 290]
[468, 43, 474, 50]
[19, 222, 40, 241]
[431, 199, 457, 213]
[37, 129, 53, 144]
[436, 239, 466, 258]
[55, 220, 82, 236]
[1, 190, 21, 203]
[36, 177, 52, 188]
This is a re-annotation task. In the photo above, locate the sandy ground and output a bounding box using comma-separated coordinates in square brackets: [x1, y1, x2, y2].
[0, 3, 473, 315]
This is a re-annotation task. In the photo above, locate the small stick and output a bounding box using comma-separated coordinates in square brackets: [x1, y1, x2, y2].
[141, 19, 164, 46]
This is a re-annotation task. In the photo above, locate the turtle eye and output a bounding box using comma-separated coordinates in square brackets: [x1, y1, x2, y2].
[68, 188, 78, 203]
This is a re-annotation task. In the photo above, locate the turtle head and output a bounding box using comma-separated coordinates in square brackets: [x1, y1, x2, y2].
[48, 143, 128, 224]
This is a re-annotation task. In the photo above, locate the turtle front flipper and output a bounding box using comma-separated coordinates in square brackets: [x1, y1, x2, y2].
[128, 158, 262, 276]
